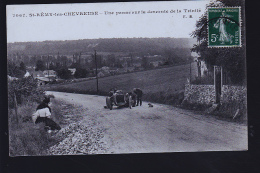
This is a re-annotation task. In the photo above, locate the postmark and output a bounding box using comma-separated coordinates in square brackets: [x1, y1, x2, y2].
[207, 7, 241, 47]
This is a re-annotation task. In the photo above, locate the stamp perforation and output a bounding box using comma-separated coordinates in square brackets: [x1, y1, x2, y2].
[207, 6, 242, 48]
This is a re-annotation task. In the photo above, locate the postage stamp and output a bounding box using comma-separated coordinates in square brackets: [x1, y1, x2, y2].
[208, 7, 241, 47]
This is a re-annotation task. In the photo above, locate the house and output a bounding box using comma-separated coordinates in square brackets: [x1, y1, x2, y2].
[36, 76, 56, 86]
[43, 70, 57, 78]
[24, 71, 31, 77]
[149, 61, 163, 67]
[97, 71, 105, 78]
[109, 68, 119, 75]
[31, 71, 44, 78]
[68, 68, 76, 75]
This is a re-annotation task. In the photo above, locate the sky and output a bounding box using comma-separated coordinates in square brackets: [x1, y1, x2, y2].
[6, 1, 210, 43]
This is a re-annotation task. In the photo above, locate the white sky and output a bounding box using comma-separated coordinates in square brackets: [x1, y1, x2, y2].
[6, 1, 210, 43]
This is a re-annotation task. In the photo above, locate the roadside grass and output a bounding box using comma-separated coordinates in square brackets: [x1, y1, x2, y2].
[180, 100, 247, 124]
[9, 122, 57, 156]
[8, 98, 76, 156]
[212, 101, 247, 124]
[46, 63, 197, 106]
[9, 103, 60, 156]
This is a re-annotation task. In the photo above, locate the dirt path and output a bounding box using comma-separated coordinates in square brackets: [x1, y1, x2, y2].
[47, 91, 247, 154]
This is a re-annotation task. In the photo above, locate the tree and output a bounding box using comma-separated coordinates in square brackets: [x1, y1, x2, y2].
[141, 56, 148, 69]
[7, 60, 16, 76]
[35, 60, 46, 71]
[74, 68, 88, 78]
[107, 54, 116, 67]
[56, 68, 72, 79]
[191, 0, 245, 85]
[8, 76, 45, 108]
[7, 60, 26, 78]
[49, 62, 55, 70]
[19, 62, 26, 72]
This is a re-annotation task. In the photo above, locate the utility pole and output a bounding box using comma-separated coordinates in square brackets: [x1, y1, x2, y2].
[95, 50, 99, 93]
[79, 52, 81, 65]
[48, 55, 50, 82]
[190, 59, 191, 82]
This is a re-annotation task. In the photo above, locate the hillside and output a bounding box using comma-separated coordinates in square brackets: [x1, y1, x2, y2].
[46, 62, 198, 105]
[7, 37, 196, 56]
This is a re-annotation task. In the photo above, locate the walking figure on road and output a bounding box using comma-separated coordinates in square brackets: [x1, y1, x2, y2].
[133, 88, 143, 106]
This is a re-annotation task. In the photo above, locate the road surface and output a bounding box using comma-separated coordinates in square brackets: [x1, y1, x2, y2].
[47, 91, 247, 154]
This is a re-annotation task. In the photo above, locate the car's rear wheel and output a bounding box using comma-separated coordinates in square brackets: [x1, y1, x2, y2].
[132, 99, 136, 107]
[129, 96, 132, 109]
[106, 97, 113, 110]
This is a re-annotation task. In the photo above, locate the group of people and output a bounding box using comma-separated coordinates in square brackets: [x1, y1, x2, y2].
[109, 88, 143, 107]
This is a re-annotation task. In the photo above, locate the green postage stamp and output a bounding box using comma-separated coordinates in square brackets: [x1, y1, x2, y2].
[208, 7, 241, 47]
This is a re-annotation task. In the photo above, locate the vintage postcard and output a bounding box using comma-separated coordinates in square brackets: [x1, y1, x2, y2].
[7, 0, 247, 156]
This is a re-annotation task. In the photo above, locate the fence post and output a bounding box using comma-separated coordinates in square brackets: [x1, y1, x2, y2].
[13, 92, 19, 125]
[214, 66, 222, 104]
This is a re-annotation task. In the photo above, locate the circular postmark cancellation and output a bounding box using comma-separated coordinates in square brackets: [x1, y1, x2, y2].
[207, 7, 241, 48]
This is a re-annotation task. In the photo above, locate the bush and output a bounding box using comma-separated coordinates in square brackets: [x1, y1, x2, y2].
[8, 76, 67, 156]
[8, 76, 45, 108]
[181, 100, 211, 111]
[191, 76, 214, 85]
[74, 68, 89, 78]
[56, 68, 72, 79]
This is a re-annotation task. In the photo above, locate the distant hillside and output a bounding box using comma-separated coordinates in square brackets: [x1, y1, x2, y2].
[7, 38, 196, 56]
[46, 62, 198, 105]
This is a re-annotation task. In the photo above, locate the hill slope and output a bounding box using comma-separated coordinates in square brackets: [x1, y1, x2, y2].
[47, 62, 198, 105]
[7, 38, 196, 56]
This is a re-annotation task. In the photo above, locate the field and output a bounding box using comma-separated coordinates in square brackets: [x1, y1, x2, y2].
[47, 63, 198, 105]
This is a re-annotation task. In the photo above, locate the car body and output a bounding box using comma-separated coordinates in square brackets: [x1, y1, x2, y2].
[106, 90, 136, 110]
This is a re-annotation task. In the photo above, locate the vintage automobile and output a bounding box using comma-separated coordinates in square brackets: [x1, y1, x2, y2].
[106, 90, 136, 110]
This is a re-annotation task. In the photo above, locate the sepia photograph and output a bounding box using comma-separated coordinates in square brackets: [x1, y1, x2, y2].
[6, 0, 247, 156]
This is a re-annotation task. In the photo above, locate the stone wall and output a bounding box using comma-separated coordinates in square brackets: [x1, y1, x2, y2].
[183, 84, 247, 105]
[183, 84, 215, 105]
[221, 85, 247, 104]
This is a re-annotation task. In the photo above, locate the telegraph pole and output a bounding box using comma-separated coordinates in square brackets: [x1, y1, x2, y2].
[95, 50, 99, 93]
[79, 52, 81, 65]
[190, 59, 191, 82]
[48, 55, 50, 82]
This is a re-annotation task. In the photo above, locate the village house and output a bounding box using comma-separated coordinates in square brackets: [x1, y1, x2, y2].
[31, 71, 45, 78]
[97, 66, 111, 77]
[43, 70, 57, 78]
[68, 68, 76, 75]
[29, 70, 55, 86]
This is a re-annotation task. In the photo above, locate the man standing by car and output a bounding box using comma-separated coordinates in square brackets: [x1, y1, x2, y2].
[133, 88, 143, 106]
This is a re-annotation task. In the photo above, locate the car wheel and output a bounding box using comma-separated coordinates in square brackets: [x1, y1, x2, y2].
[129, 96, 132, 109]
[132, 100, 136, 107]
[106, 97, 112, 110]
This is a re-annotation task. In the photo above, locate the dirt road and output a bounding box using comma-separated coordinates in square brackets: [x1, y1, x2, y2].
[47, 91, 247, 154]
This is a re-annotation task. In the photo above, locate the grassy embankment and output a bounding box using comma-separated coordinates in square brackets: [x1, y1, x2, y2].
[46, 63, 198, 106]
[8, 98, 83, 156]
[45, 63, 246, 123]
